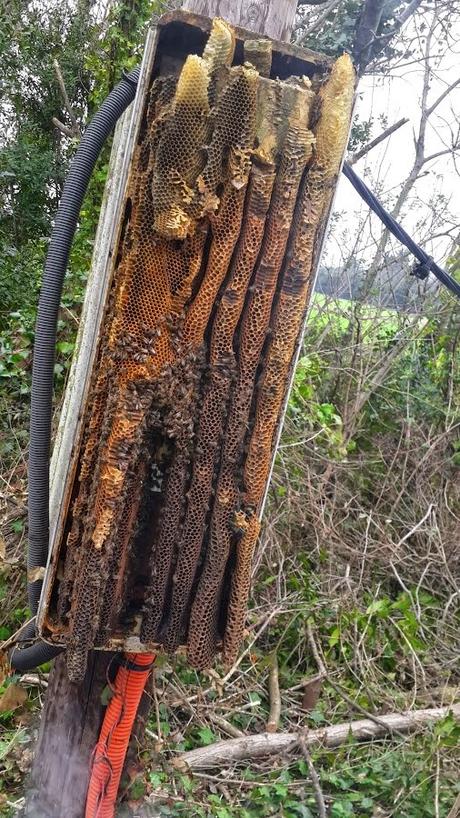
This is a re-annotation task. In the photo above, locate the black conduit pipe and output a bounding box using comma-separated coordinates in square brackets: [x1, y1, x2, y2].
[9, 621, 62, 674]
[10, 66, 141, 672]
[343, 162, 460, 299]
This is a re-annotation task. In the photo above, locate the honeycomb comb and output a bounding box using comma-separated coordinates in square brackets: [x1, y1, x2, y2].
[45, 16, 354, 681]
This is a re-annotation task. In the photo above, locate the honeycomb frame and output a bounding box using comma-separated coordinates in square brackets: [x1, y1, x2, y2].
[37, 10, 354, 682]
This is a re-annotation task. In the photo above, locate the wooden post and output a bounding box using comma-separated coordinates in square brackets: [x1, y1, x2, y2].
[22, 652, 115, 818]
[182, 0, 298, 41]
[23, 2, 300, 817]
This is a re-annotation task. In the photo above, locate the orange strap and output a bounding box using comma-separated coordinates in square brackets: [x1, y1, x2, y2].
[85, 652, 155, 818]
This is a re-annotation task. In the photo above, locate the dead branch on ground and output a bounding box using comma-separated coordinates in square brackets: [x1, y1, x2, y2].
[173, 703, 460, 770]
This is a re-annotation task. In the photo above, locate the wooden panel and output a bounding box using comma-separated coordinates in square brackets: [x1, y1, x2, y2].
[37, 25, 160, 633]
[183, 0, 298, 41]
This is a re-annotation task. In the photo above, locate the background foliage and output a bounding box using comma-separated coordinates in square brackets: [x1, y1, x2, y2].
[0, 0, 459, 816]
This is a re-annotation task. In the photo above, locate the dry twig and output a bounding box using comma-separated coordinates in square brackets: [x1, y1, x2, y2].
[52, 59, 80, 138]
[298, 732, 327, 818]
[447, 793, 460, 818]
[266, 653, 281, 732]
[306, 622, 406, 738]
[348, 117, 409, 165]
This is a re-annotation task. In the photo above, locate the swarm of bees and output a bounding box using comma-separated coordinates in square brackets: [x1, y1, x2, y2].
[46, 18, 354, 682]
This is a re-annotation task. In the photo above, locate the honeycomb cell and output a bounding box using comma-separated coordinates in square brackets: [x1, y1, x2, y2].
[202, 18, 235, 71]
[140, 345, 205, 643]
[96, 460, 147, 643]
[244, 39, 273, 77]
[222, 511, 260, 665]
[151, 54, 211, 239]
[182, 64, 260, 349]
[192, 63, 259, 224]
[163, 367, 231, 652]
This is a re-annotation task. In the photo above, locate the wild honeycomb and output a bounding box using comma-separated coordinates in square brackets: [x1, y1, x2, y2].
[50, 17, 354, 681]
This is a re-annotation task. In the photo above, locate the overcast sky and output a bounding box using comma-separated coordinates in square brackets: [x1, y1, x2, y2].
[328, 10, 460, 270]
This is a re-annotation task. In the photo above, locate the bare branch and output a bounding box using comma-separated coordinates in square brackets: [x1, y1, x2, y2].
[349, 117, 409, 165]
[396, 0, 424, 27]
[355, 0, 424, 75]
[306, 623, 406, 737]
[266, 653, 281, 732]
[422, 147, 459, 167]
[298, 734, 327, 818]
[53, 58, 80, 138]
[446, 793, 460, 818]
[208, 713, 245, 739]
[173, 703, 460, 770]
[297, 0, 343, 38]
[52, 117, 77, 139]
[19, 673, 49, 690]
[354, 0, 387, 73]
[425, 77, 460, 119]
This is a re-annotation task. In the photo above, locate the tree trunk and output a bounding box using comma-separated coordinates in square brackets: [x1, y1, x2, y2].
[182, 0, 297, 42]
[24, 2, 299, 816]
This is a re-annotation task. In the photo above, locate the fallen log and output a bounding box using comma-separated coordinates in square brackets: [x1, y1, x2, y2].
[172, 703, 460, 770]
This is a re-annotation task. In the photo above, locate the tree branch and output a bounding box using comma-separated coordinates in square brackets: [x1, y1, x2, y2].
[297, 0, 343, 38]
[52, 117, 77, 138]
[298, 734, 327, 818]
[353, 0, 387, 74]
[354, 0, 424, 75]
[266, 653, 281, 733]
[53, 58, 80, 138]
[422, 146, 459, 167]
[425, 77, 460, 119]
[447, 793, 460, 818]
[306, 623, 406, 737]
[349, 117, 409, 165]
[173, 703, 460, 770]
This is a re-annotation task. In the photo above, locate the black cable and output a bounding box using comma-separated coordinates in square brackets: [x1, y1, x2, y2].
[10, 66, 141, 673]
[342, 162, 460, 299]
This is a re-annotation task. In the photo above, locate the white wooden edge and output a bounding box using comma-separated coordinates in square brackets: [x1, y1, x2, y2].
[38, 26, 159, 628]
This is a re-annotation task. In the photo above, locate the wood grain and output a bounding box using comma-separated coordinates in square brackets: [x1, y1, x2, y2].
[174, 703, 460, 770]
[21, 652, 114, 818]
[182, 0, 298, 41]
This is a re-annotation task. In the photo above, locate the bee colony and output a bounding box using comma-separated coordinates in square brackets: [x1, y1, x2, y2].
[39, 12, 354, 681]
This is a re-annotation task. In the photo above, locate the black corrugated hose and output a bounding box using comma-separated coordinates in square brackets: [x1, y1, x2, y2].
[10, 66, 141, 673]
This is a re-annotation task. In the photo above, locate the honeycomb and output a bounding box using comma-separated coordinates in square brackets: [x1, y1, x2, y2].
[51, 17, 354, 682]
[202, 16, 236, 71]
[244, 39, 273, 78]
[187, 80, 315, 669]
[234, 55, 355, 664]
